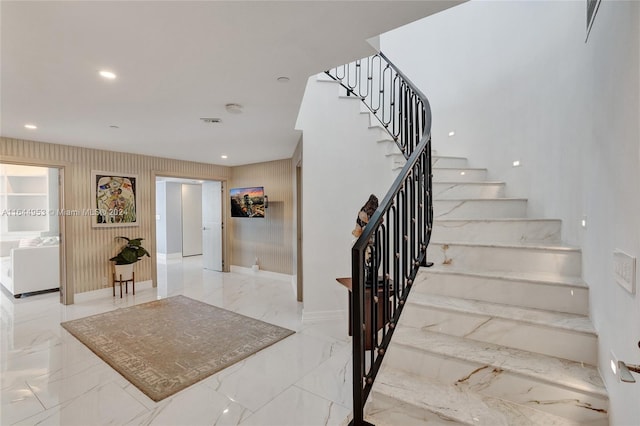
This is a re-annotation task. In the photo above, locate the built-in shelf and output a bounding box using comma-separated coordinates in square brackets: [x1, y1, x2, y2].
[2, 193, 48, 197]
[0, 167, 51, 234]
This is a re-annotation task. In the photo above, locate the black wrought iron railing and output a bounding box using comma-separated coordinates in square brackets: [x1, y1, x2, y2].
[325, 53, 433, 426]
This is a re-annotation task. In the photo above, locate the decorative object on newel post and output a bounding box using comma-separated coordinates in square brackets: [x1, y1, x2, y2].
[352, 194, 379, 286]
[110, 236, 150, 297]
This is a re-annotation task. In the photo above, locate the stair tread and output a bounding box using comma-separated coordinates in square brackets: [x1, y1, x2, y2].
[422, 267, 588, 288]
[392, 328, 607, 397]
[434, 181, 505, 185]
[434, 218, 560, 223]
[434, 167, 488, 171]
[372, 367, 585, 426]
[434, 197, 528, 201]
[430, 240, 580, 251]
[315, 75, 337, 83]
[433, 155, 468, 160]
[408, 292, 596, 335]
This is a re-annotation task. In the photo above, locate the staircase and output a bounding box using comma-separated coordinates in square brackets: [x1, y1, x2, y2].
[365, 154, 609, 425]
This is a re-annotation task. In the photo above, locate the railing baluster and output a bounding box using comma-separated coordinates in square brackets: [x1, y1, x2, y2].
[326, 52, 433, 426]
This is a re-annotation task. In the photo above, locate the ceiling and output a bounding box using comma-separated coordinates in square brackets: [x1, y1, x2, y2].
[1, 1, 461, 166]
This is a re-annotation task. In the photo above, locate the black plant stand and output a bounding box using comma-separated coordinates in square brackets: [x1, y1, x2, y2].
[112, 272, 135, 298]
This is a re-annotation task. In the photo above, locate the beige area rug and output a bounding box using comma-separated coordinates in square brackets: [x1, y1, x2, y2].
[61, 295, 294, 401]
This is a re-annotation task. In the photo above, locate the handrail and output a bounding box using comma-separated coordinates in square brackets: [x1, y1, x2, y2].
[325, 52, 433, 426]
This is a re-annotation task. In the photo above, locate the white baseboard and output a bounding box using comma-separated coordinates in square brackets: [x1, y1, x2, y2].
[302, 309, 346, 324]
[156, 252, 182, 263]
[74, 280, 153, 303]
[230, 265, 293, 282]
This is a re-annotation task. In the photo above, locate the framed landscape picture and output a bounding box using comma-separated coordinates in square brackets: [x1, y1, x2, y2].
[92, 171, 138, 228]
[230, 186, 265, 218]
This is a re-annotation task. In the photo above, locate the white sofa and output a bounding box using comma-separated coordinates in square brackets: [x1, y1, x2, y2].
[1, 240, 60, 298]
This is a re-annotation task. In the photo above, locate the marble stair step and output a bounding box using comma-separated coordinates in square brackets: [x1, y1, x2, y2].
[400, 293, 597, 364]
[381, 329, 608, 423]
[433, 182, 506, 199]
[369, 124, 396, 144]
[392, 161, 407, 171]
[427, 241, 582, 277]
[432, 218, 561, 244]
[434, 167, 488, 182]
[434, 199, 528, 219]
[368, 367, 594, 426]
[389, 153, 408, 170]
[432, 156, 469, 168]
[413, 268, 589, 315]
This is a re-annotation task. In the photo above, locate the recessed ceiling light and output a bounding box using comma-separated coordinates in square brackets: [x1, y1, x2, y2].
[512, 160, 521, 167]
[277, 76, 290, 83]
[225, 103, 243, 114]
[99, 70, 117, 80]
[221, 155, 228, 159]
[24, 124, 37, 129]
[460, 171, 466, 176]
[448, 131, 455, 137]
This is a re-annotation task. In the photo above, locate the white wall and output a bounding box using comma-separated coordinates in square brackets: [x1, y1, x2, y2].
[382, 0, 640, 422]
[155, 181, 167, 254]
[296, 76, 398, 321]
[229, 159, 294, 274]
[155, 181, 183, 256]
[46, 167, 59, 236]
[181, 183, 203, 257]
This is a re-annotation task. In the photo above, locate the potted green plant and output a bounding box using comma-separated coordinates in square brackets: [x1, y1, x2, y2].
[110, 236, 150, 280]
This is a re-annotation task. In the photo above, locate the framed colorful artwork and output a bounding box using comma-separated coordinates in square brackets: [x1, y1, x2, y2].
[91, 171, 138, 228]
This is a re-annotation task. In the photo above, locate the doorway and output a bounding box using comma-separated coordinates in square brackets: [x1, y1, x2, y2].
[0, 163, 65, 302]
[155, 177, 223, 271]
[181, 183, 203, 257]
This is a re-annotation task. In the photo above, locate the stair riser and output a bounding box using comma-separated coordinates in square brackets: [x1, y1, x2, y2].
[433, 183, 505, 200]
[434, 200, 527, 219]
[432, 157, 469, 168]
[434, 169, 487, 182]
[378, 140, 401, 156]
[399, 304, 597, 364]
[432, 219, 561, 244]
[367, 391, 465, 425]
[413, 272, 589, 315]
[392, 157, 406, 167]
[370, 126, 396, 144]
[427, 243, 582, 277]
[384, 345, 608, 423]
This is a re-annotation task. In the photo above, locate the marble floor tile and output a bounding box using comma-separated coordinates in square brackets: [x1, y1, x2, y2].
[125, 382, 253, 426]
[203, 331, 346, 412]
[17, 382, 148, 426]
[1, 382, 45, 425]
[295, 344, 353, 409]
[240, 386, 351, 426]
[1, 256, 353, 425]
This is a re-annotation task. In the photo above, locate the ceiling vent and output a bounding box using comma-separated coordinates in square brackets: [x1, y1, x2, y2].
[200, 117, 222, 124]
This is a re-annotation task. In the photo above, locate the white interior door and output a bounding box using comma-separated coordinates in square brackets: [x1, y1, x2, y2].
[202, 181, 222, 271]
[182, 184, 203, 257]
